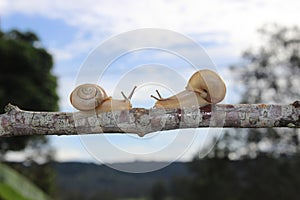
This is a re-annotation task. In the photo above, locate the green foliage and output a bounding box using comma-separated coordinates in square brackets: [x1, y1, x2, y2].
[0, 29, 59, 156]
[0, 183, 32, 200]
[7, 161, 56, 197]
[0, 29, 58, 111]
[0, 163, 51, 200]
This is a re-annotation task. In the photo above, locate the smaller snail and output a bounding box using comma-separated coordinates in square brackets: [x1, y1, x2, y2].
[70, 83, 137, 112]
[151, 69, 226, 109]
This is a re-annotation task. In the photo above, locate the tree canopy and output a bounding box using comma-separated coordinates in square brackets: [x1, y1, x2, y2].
[168, 24, 300, 200]
[224, 24, 300, 158]
[239, 24, 300, 104]
[0, 29, 59, 158]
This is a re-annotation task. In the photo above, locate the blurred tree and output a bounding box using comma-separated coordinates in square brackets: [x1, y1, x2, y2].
[0, 29, 59, 160]
[0, 29, 58, 196]
[169, 24, 300, 200]
[150, 181, 167, 200]
[170, 154, 300, 200]
[226, 24, 300, 158]
[239, 24, 300, 104]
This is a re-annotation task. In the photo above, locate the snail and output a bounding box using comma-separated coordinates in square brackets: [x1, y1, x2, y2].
[70, 83, 137, 112]
[151, 69, 226, 109]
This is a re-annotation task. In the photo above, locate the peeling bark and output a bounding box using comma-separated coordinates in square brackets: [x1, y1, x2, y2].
[0, 101, 299, 137]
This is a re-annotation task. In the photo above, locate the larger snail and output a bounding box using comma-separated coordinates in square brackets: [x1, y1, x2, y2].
[151, 69, 226, 109]
[70, 83, 137, 112]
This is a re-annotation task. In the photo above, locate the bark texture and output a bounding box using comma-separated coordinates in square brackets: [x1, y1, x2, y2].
[0, 101, 299, 137]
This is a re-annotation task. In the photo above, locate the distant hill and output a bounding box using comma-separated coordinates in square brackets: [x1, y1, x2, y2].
[7, 155, 300, 200]
[53, 161, 189, 200]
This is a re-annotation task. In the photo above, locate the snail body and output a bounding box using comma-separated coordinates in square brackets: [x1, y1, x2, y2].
[151, 89, 210, 109]
[70, 84, 136, 112]
[95, 97, 132, 113]
[151, 69, 226, 109]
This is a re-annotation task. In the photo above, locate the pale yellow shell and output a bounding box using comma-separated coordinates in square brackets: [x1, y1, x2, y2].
[70, 84, 109, 111]
[186, 69, 226, 103]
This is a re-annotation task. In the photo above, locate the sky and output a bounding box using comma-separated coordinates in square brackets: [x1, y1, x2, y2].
[1, 0, 300, 167]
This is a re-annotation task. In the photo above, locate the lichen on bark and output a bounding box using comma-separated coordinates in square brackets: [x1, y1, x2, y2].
[0, 101, 299, 137]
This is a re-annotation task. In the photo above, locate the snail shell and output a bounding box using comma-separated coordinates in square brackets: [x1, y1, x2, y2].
[70, 84, 109, 111]
[186, 69, 226, 103]
[152, 69, 226, 109]
[70, 84, 137, 112]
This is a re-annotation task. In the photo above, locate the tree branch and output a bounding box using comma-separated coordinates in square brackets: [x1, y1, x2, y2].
[0, 101, 299, 137]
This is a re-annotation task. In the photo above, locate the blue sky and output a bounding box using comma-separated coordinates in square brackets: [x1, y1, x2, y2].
[1, 0, 300, 164]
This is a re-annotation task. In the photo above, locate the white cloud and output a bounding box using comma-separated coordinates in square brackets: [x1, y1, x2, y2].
[54, 149, 92, 162]
[3, 0, 300, 64]
[49, 48, 74, 61]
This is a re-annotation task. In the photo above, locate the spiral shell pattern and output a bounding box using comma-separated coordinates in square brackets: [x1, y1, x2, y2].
[70, 84, 108, 111]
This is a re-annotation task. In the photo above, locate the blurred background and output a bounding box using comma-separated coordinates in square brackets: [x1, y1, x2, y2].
[0, 0, 300, 199]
